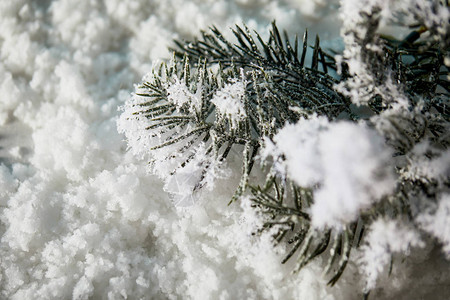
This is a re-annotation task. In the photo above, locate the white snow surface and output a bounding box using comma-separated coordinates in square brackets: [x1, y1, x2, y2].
[1, 0, 449, 299]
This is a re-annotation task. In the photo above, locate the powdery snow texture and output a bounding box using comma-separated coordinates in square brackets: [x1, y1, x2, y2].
[0, 0, 357, 299]
[1, 0, 449, 299]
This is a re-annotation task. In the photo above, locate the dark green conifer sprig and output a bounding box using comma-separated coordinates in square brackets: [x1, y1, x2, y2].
[124, 20, 448, 288]
[248, 177, 358, 286]
[342, 21, 449, 116]
[130, 56, 259, 193]
[244, 23, 448, 286]
[128, 22, 351, 198]
[383, 26, 449, 101]
[172, 22, 352, 121]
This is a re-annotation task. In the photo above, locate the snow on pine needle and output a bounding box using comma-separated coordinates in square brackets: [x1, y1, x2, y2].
[119, 22, 346, 205]
[211, 71, 248, 131]
[261, 115, 396, 229]
[117, 58, 234, 204]
[358, 218, 424, 291]
[118, 55, 267, 205]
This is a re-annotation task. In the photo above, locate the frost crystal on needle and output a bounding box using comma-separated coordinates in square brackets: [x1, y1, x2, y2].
[166, 77, 203, 114]
[211, 77, 247, 130]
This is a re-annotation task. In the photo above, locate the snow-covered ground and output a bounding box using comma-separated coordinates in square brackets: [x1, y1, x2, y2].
[1, 0, 449, 299]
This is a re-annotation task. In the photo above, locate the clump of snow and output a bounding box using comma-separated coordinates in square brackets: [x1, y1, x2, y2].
[117, 67, 233, 204]
[262, 116, 396, 228]
[402, 141, 450, 187]
[261, 116, 328, 186]
[0, 65, 22, 125]
[50, 0, 122, 56]
[312, 121, 396, 228]
[358, 218, 424, 291]
[31, 107, 105, 182]
[211, 76, 247, 130]
[417, 194, 450, 259]
[0, 164, 18, 206]
[166, 77, 203, 114]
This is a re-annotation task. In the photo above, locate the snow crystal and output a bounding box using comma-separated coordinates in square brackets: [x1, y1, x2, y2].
[404, 143, 450, 186]
[162, 142, 231, 207]
[211, 76, 247, 130]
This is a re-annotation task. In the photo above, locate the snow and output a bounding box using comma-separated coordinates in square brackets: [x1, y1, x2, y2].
[211, 76, 248, 130]
[0, 0, 449, 299]
[262, 116, 395, 229]
[417, 194, 450, 259]
[166, 77, 203, 114]
[358, 218, 424, 291]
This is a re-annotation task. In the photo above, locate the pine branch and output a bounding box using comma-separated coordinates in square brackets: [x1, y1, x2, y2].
[248, 22, 449, 286]
[119, 19, 449, 288]
[171, 22, 352, 121]
[248, 177, 358, 286]
[383, 27, 449, 100]
[121, 23, 354, 200]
